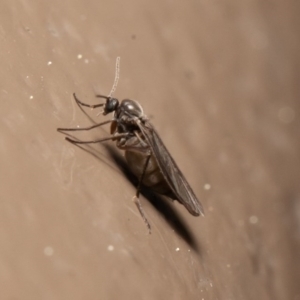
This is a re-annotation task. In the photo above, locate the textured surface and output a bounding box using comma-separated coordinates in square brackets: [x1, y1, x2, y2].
[0, 0, 299, 299]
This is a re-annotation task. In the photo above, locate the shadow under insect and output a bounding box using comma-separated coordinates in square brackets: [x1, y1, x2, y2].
[103, 144, 201, 253]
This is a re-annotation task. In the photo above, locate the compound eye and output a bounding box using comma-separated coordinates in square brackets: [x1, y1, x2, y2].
[104, 98, 119, 115]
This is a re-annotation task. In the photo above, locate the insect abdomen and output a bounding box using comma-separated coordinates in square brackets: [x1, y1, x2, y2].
[125, 150, 174, 196]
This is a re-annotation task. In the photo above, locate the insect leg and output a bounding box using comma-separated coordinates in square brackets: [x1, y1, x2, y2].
[73, 93, 105, 109]
[64, 133, 129, 145]
[136, 154, 151, 198]
[133, 154, 152, 233]
[57, 119, 112, 133]
[133, 195, 151, 234]
[95, 94, 110, 100]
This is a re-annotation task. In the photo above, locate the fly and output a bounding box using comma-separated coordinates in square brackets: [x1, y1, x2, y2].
[57, 93, 204, 232]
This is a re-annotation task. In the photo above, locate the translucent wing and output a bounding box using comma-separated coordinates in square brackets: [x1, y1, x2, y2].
[137, 120, 204, 216]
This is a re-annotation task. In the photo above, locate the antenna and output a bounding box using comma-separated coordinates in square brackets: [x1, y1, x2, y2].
[108, 56, 120, 98]
[96, 57, 121, 116]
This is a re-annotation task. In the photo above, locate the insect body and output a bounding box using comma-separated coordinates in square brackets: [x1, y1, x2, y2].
[58, 94, 204, 232]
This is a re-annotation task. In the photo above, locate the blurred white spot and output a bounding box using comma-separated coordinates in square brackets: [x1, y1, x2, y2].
[175, 247, 180, 252]
[84, 59, 89, 64]
[249, 215, 258, 224]
[107, 245, 114, 251]
[204, 184, 211, 190]
[29, 95, 33, 99]
[77, 54, 83, 59]
[44, 246, 54, 256]
[278, 106, 295, 124]
[47, 61, 52, 66]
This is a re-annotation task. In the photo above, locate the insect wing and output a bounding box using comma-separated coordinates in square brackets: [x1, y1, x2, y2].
[137, 120, 204, 216]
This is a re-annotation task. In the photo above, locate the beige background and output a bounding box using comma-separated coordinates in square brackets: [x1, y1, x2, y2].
[0, 0, 299, 299]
